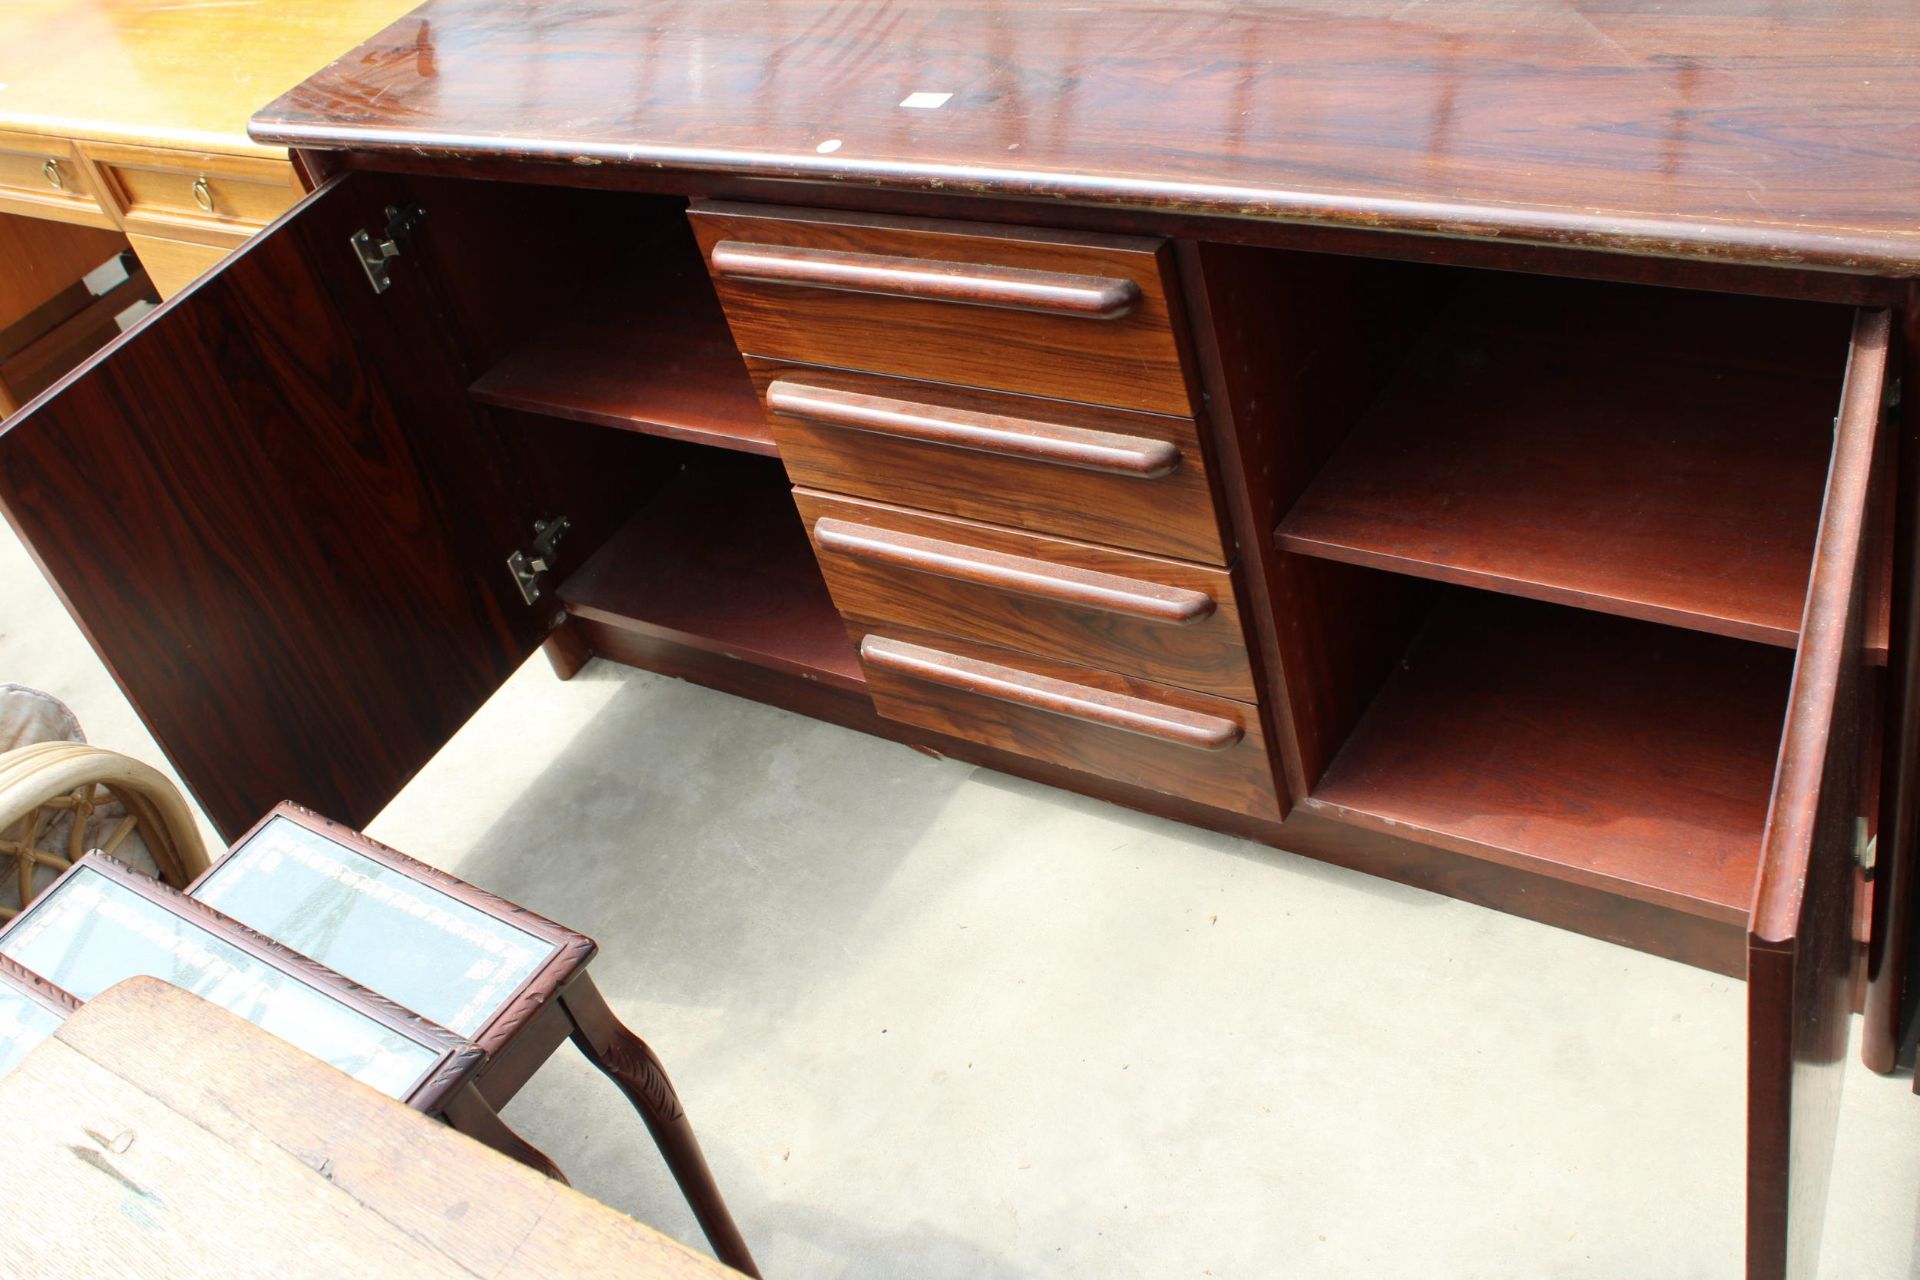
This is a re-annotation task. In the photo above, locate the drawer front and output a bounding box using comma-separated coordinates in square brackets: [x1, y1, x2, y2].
[84, 144, 300, 245]
[798, 490, 1255, 700]
[756, 361, 1228, 564]
[692, 203, 1192, 416]
[859, 628, 1279, 820]
[0, 133, 112, 228]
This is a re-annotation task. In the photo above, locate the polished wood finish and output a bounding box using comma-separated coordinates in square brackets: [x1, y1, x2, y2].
[1745, 309, 1890, 1280]
[1182, 241, 1436, 796]
[471, 215, 771, 456]
[125, 231, 229, 299]
[0, 978, 743, 1278]
[0, 129, 113, 229]
[0, 214, 126, 331]
[768, 380, 1177, 478]
[0, 0, 420, 163]
[755, 361, 1226, 564]
[796, 490, 1255, 701]
[860, 626, 1281, 820]
[561, 458, 862, 694]
[0, 175, 549, 840]
[1310, 595, 1792, 924]
[258, 0, 1920, 277]
[85, 142, 303, 248]
[1278, 280, 1876, 657]
[710, 240, 1141, 319]
[693, 204, 1191, 416]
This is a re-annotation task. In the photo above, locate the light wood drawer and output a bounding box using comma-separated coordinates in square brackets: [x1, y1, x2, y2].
[692, 202, 1192, 416]
[84, 144, 300, 245]
[755, 361, 1228, 564]
[798, 490, 1256, 701]
[0, 132, 113, 229]
[858, 627, 1279, 821]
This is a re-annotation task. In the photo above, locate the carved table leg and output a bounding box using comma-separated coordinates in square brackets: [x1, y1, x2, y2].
[560, 973, 761, 1278]
[441, 1082, 570, 1185]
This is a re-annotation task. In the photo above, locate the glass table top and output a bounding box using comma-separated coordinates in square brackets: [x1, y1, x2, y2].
[0, 866, 441, 1101]
[194, 816, 557, 1038]
[0, 985, 63, 1082]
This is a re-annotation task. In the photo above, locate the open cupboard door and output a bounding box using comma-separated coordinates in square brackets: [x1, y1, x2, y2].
[1746, 308, 1892, 1279]
[0, 175, 550, 841]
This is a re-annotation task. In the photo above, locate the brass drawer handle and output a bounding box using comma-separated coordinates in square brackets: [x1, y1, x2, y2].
[192, 177, 213, 212]
[41, 159, 63, 191]
[815, 518, 1215, 625]
[861, 636, 1243, 750]
[711, 240, 1140, 319]
[767, 381, 1180, 478]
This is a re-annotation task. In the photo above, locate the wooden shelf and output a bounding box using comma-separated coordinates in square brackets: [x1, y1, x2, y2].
[1276, 282, 1876, 657]
[470, 233, 772, 456]
[1308, 595, 1792, 921]
[559, 461, 862, 691]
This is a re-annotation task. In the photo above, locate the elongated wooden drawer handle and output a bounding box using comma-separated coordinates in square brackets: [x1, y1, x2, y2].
[815, 518, 1215, 625]
[861, 636, 1243, 750]
[710, 240, 1141, 318]
[767, 381, 1181, 478]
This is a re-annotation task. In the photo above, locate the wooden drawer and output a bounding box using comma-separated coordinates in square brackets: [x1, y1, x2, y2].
[755, 361, 1228, 564]
[797, 490, 1256, 701]
[691, 202, 1192, 416]
[858, 627, 1279, 821]
[84, 144, 301, 246]
[0, 132, 113, 229]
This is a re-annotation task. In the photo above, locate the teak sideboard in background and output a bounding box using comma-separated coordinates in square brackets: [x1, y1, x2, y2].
[0, 2, 1914, 1276]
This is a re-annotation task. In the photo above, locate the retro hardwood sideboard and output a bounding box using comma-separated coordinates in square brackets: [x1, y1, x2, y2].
[0, 2, 1914, 1275]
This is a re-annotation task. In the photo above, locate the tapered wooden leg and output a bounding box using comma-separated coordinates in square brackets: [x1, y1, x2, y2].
[541, 620, 592, 681]
[560, 974, 760, 1278]
[441, 1082, 570, 1185]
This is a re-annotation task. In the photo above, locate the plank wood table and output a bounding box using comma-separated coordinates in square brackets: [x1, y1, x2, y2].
[0, 1, 1915, 1274]
[0, 976, 740, 1278]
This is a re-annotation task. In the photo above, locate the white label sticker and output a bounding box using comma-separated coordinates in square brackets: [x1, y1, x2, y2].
[899, 91, 953, 110]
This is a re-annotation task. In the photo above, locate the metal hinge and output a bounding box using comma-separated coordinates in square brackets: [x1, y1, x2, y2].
[351, 204, 426, 294]
[507, 516, 571, 605]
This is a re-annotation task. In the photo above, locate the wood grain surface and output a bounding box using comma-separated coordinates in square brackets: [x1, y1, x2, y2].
[693, 203, 1191, 416]
[859, 624, 1280, 820]
[1745, 308, 1890, 1280]
[0, 174, 547, 840]
[1279, 277, 1872, 656]
[253, 0, 1920, 275]
[1309, 595, 1794, 923]
[0, 0, 421, 160]
[560, 458, 863, 692]
[753, 360, 1226, 564]
[0, 978, 739, 1278]
[796, 490, 1256, 700]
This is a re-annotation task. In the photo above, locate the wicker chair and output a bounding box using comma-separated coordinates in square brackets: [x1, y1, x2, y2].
[0, 741, 210, 918]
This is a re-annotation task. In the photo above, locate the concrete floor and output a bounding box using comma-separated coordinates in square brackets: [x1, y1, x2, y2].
[3, 522, 1919, 1277]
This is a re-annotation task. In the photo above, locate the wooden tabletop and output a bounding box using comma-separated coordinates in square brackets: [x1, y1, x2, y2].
[250, 0, 1920, 276]
[0, 977, 739, 1278]
[0, 0, 420, 158]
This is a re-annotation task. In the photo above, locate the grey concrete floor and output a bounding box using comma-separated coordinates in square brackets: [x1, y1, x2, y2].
[3, 521, 1919, 1277]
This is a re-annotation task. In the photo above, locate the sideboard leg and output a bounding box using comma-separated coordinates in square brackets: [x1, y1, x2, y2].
[561, 974, 761, 1277]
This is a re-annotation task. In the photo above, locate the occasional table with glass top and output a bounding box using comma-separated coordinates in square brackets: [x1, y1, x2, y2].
[191, 804, 760, 1278]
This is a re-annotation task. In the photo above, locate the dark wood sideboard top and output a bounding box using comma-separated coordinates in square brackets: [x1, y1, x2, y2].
[248, 0, 1920, 275]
